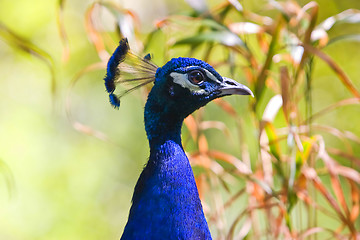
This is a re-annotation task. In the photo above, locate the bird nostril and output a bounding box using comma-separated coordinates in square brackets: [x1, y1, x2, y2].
[224, 80, 237, 86]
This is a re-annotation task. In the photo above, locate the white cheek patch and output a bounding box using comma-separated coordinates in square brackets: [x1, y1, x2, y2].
[202, 69, 222, 85]
[170, 72, 206, 94]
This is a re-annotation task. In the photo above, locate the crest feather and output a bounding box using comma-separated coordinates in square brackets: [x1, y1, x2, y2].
[104, 38, 158, 108]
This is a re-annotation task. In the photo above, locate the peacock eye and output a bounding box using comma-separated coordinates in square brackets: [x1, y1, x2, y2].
[188, 70, 205, 85]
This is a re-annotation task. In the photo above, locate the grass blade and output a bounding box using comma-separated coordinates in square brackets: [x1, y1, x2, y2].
[0, 23, 57, 97]
[349, 181, 359, 222]
[255, 16, 283, 99]
[174, 30, 245, 47]
[85, 3, 108, 61]
[56, 0, 70, 62]
[301, 44, 360, 98]
[0, 159, 16, 199]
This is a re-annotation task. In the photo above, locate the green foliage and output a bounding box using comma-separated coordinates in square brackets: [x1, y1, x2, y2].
[0, 0, 360, 239]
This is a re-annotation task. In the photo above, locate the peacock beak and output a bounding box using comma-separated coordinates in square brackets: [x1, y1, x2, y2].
[217, 77, 254, 97]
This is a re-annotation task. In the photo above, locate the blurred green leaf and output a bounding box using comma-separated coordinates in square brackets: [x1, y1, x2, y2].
[0, 159, 15, 198]
[184, 0, 208, 12]
[0, 22, 56, 96]
[302, 43, 360, 98]
[175, 30, 245, 47]
[56, 0, 69, 62]
[264, 122, 285, 179]
[328, 34, 360, 45]
[264, 122, 281, 161]
[255, 16, 283, 100]
[295, 137, 316, 178]
[317, 9, 360, 32]
[198, 18, 228, 31]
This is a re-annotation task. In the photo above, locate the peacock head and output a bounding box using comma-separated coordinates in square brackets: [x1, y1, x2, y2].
[146, 57, 253, 120]
[104, 38, 253, 137]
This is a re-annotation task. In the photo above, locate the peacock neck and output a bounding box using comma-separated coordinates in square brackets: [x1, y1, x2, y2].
[144, 95, 184, 149]
[121, 137, 212, 239]
[120, 96, 212, 239]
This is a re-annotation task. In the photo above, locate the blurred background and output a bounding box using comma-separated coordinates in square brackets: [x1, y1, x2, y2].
[0, 0, 359, 239]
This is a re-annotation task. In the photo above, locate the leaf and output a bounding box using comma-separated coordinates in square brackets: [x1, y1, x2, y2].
[174, 30, 245, 47]
[298, 227, 326, 240]
[199, 121, 230, 137]
[318, 141, 359, 233]
[310, 28, 328, 46]
[327, 148, 360, 168]
[328, 34, 360, 46]
[227, 210, 248, 240]
[311, 125, 353, 154]
[263, 122, 282, 163]
[317, 9, 360, 32]
[195, 174, 207, 201]
[289, 137, 316, 212]
[85, 3, 108, 61]
[85, 2, 140, 61]
[198, 134, 208, 153]
[184, 115, 199, 141]
[229, 22, 262, 34]
[267, 0, 288, 18]
[301, 43, 360, 98]
[303, 167, 348, 224]
[296, 184, 339, 218]
[101, 2, 140, 35]
[0, 23, 57, 97]
[222, 188, 246, 210]
[294, 3, 318, 83]
[0, 159, 16, 198]
[72, 122, 109, 141]
[280, 67, 290, 122]
[213, 98, 237, 117]
[349, 181, 359, 222]
[255, 16, 283, 99]
[286, 35, 304, 64]
[198, 18, 228, 31]
[329, 167, 350, 221]
[334, 166, 360, 184]
[208, 150, 252, 175]
[262, 94, 283, 122]
[260, 95, 284, 181]
[184, 0, 208, 12]
[189, 152, 212, 170]
[228, 0, 243, 12]
[304, 98, 360, 124]
[295, 137, 316, 175]
[313, 9, 360, 46]
[235, 218, 252, 239]
[56, 0, 70, 62]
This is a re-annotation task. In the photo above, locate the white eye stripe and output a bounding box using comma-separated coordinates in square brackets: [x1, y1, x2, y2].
[203, 69, 222, 84]
[184, 66, 222, 84]
[170, 72, 206, 94]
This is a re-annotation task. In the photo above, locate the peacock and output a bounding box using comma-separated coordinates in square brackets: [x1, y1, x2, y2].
[104, 38, 253, 240]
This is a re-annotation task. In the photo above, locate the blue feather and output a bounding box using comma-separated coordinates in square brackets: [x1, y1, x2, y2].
[104, 38, 130, 94]
[155, 57, 222, 83]
[104, 38, 157, 108]
[121, 140, 211, 239]
[109, 93, 120, 109]
[104, 38, 253, 239]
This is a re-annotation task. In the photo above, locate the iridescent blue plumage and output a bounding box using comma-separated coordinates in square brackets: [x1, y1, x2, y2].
[105, 38, 253, 240]
[104, 38, 157, 108]
[155, 57, 222, 83]
[104, 38, 129, 94]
